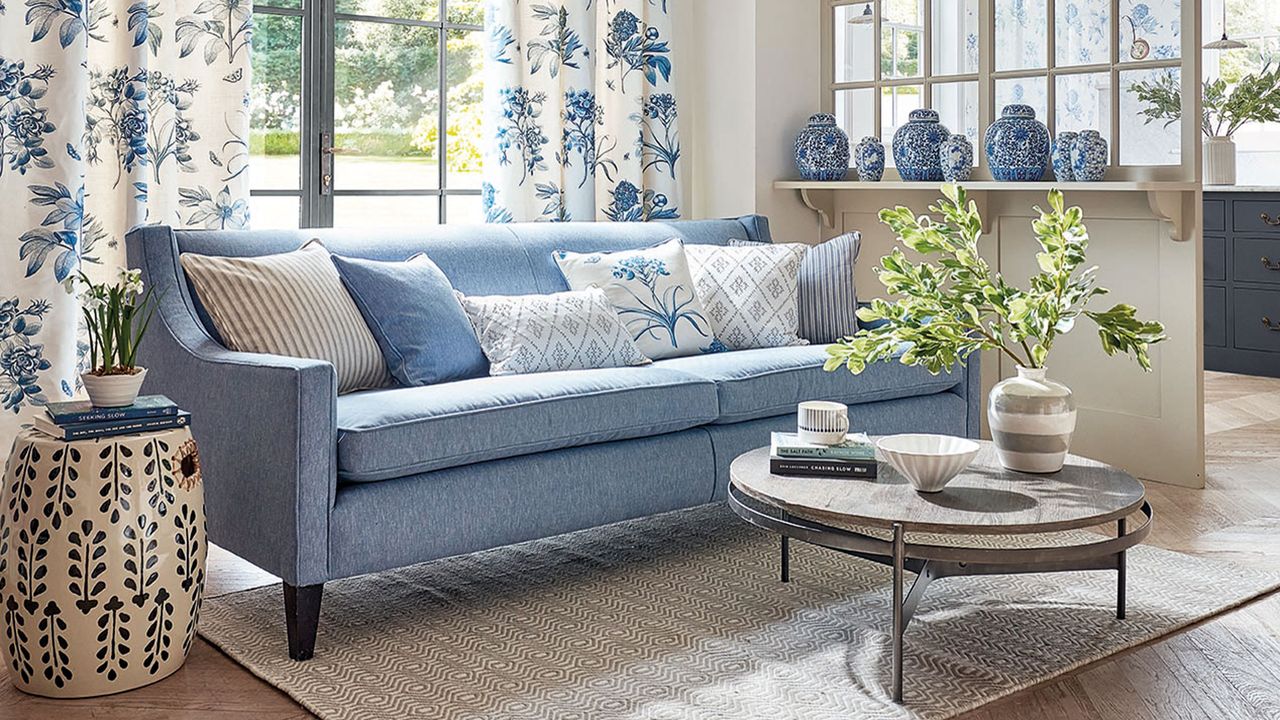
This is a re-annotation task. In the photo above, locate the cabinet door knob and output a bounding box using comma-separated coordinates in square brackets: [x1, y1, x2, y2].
[1262, 212, 1280, 226]
[1264, 316, 1280, 332]
[1263, 256, 1280, 271]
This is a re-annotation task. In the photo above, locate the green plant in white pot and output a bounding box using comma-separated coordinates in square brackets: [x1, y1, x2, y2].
[824, 184, 1167, 473]
[78, 269, 159, 407]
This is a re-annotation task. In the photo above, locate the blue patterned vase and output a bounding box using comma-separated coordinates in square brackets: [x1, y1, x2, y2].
[892, 109, 951, 181]
[854, 136, 885, 182]
[1051, 132, 1078, 182]
[939, 135, 973, 182]
[794, 113, 850, 181]
[984, 104, 1050, 181]
[1071, 130, 1108, 182]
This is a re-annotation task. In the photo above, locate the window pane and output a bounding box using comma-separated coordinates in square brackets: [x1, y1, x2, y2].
[250, 13, 301, 191]
[447, 194, 485, 224]
[257, 0, 301, 8]
[834, 3, 876, 83]
[334, 196, 440, 227]
[336, 0, 440, 22]
[447, 0, 484, 25]
[934, 80, 979, 150]
[1056, 72, 1111, 150]
[1056, 0, 1111, 66]
[995, 0, 1047, 71]
[882, 0, 923, 79]
[995, 77, 1048, 121]
[1121, 67, 1182, 165]
[1120, 0, 1181, 62]
[446, 28, 484, 190]
[882, 85, 922, 166]
[931, 0, 978, 76]
[249, 196, 300, 230]
[334, 21, 440, 190]
[835, 88, 877, 161]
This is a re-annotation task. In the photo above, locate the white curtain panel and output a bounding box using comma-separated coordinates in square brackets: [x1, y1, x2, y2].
[483, 0, 684, 223]
[0, 2, 252, 452]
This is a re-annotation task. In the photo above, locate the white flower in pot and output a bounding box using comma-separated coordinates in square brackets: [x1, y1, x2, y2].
[77, 268, 159, 407]
[823, 184, 1167, 474]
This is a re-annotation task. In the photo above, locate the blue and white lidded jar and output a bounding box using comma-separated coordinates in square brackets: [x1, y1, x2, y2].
[854, 136, 885, 182]
[1071, 130, 1108, 182]
[892, 109, 951, 181]
[984, 104, 1051, 181]
[939, 134, 973, 182]
[1051, 131, 1078, 182]
[794, 113, 851, 181]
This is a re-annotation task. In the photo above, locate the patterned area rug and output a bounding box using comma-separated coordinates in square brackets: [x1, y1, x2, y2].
[199, 505, 1279, 720]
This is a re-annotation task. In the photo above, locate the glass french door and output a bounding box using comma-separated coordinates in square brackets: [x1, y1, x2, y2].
[249, 0, 484, 229]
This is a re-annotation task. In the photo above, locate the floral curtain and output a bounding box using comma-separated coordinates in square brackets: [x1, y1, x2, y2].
[483, 0, 683, 223]
[0, 1, 252, 453]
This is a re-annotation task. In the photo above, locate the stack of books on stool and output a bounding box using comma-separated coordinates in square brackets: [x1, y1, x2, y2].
[770, 431, 877, 479]
[33, 395, 190, 441]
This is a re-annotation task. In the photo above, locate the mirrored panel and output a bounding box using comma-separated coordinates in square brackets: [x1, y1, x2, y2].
[334, 196, 441, 227]
[995, 77, 1048, 122]
[995, 0, 1047, 71]
[835, 87, 877, 162]
[1056, 0, 1111, 66]
[1120, 0, 1180, 62]
[882, 84, 923, 166]
[835, 3, 877, 83]
[932, 0, 979, 76]
[882, 0, 923, 79]
[1056, 72, 1111, 147]
[934, 80, 979, 151]
[1120, 67, 1182, 165]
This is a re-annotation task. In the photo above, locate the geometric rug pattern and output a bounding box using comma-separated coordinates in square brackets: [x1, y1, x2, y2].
[199, 505, 1280, 720]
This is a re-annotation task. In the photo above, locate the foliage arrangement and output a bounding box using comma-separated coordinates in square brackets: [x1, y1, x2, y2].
[825, 185, 1167, 376]
[1131, 64, 1280, 137]
[78, 269, 159, 376]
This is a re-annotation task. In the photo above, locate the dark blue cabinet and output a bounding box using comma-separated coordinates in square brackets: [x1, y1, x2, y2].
[1205, 192, 1280, 378]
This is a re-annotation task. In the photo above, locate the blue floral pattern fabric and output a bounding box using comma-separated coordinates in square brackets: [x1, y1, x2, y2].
[0, 0, 251, 451]
[484, 0, 683, 223]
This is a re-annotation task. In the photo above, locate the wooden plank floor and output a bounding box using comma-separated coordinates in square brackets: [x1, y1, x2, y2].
[5, 371, 1279, 719]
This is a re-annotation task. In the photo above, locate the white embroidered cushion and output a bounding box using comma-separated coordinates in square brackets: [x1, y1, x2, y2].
[458, 288, 651, 376]
[683, 242, 809, 350]
[553, 238, 718, 360]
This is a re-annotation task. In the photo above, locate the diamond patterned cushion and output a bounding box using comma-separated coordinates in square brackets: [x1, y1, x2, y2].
[732, 232, 862, 343]
[684, 243, 809, 350]
[459, 288, 651, 376]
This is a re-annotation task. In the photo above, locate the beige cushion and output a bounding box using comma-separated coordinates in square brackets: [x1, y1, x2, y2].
[180, 243, 391, 394]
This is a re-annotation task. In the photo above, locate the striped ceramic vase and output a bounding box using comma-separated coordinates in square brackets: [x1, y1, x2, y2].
[988, 366, 1077, 474]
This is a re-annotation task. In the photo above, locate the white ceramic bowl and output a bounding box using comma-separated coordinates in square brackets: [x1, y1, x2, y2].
[876, 434, 981, 493]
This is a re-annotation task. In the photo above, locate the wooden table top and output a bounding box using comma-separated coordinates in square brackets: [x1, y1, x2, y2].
[730, 443, 1146, 535]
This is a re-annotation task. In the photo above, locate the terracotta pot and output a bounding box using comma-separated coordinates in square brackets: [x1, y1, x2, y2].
[80, 367, 147, 408]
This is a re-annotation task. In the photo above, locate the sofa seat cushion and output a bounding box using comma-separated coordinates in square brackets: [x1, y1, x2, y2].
[652, 346, 963, 424]
[336, 367, 719, 482]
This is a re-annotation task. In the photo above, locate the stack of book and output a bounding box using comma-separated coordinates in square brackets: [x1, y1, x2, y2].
[33, 395, 190, 441]
[769, 431, 877, 479]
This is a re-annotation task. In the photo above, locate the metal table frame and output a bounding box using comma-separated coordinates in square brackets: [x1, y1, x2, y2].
[727, 483, 1154, 703]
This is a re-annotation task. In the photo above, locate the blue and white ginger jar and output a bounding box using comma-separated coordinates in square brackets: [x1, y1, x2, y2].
[795, 113, 850, 181]
[854, 136, 885, 182]
[939, 135, 973, 182]
[892, 109, 951, 181]
[1071, 130, 1108, 182]
[985, 104, 1050, 181]
[1051, 132, 1078, 182]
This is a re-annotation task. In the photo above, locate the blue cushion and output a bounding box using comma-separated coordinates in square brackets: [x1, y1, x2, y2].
[652, 346, 962, 424]
[330, 254, 489, 386]
[335, 366, 719, 482]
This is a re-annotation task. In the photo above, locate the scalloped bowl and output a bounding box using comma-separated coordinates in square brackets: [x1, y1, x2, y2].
[876, 434, 981, 493]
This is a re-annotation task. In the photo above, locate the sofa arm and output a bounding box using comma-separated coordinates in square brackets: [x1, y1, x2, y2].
[127, 225, 336, 586]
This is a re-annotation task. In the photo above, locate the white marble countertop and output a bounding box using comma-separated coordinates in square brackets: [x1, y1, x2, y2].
[1204, 185, 1280, 192]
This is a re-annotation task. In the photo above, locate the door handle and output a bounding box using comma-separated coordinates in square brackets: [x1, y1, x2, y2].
[1261, 212, 1280, 226]
[1263, 256, 1280, 271]
[1264, 316, 1280, 331]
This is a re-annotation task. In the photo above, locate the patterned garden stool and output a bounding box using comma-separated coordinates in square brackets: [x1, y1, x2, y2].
[1, 426, 205, 697]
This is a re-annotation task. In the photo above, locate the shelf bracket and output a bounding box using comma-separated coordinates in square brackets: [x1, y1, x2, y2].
[797, 188, 837, 229]
[1146, 190, 1197, 242]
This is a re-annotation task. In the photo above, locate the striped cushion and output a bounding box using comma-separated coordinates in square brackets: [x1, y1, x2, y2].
[180, 243, 391, 394]
[732, 231, 861, 343]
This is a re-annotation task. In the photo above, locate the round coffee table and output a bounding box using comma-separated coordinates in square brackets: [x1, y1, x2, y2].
[727, 442, 1152, 704]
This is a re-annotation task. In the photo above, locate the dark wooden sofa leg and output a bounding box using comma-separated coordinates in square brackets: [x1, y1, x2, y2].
[284, 583, 323, 660]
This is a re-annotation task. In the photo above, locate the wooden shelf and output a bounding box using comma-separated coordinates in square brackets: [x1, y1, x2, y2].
[774, 179, 1201, 192]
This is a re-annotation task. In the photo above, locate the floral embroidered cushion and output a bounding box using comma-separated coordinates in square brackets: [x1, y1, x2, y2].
[458, 288, 651, 376]
[553, 239, 719, 360]
[684, 243, 809, 350]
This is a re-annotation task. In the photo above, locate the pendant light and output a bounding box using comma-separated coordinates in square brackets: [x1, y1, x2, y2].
[847, 3, 874, 25]
[1204, 0, 1247, 50]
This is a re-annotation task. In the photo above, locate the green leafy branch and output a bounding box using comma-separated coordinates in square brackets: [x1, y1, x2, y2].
[824, 184, 1168, 377]
[1131, 64, 1280, 138]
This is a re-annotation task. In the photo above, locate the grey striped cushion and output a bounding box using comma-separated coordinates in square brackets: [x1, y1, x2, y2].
[732, 231, 861, 343]
[180, 244, 391, 394]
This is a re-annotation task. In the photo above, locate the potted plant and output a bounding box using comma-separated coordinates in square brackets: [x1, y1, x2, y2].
[1130, 64, 1280, 185]
[824, 185, 1167, 473]
[78, 268, 159, 407]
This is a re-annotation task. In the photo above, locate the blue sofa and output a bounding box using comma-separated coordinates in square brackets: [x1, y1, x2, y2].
[127, 216, 980, 659]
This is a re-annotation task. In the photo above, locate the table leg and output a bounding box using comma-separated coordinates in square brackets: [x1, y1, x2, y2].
[780, 535, 790, 583]
[1117, 517, 1127, 620]
[892, 522, 905, 703]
